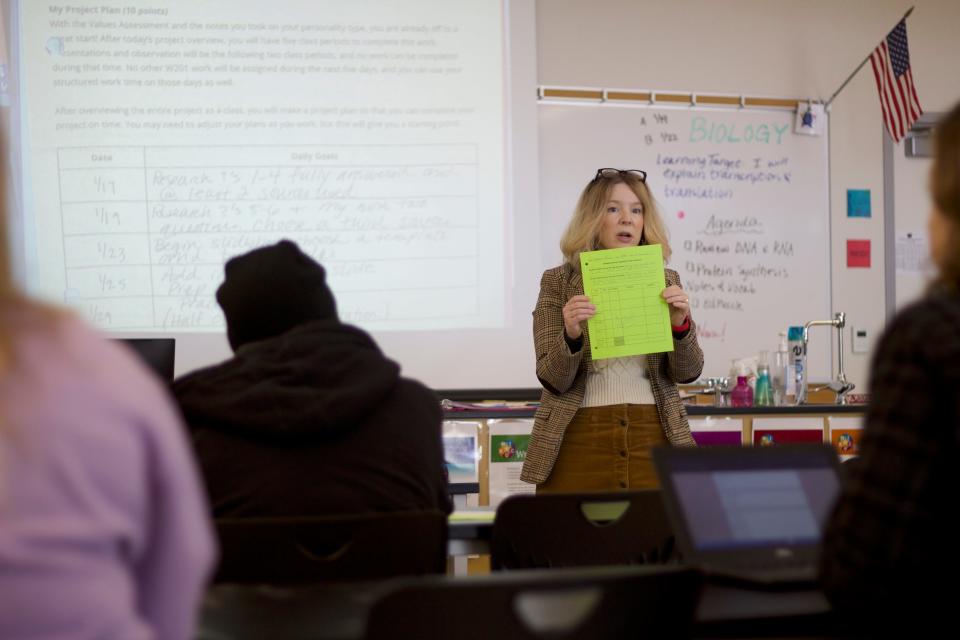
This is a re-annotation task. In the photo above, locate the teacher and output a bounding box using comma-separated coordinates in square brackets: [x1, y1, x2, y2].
[521, 168, 704, 492]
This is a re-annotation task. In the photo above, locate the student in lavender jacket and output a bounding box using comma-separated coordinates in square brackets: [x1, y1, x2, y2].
[173, 240, 451, 517]
[819, 101, 960, 632]
[0, 180, 215, 638]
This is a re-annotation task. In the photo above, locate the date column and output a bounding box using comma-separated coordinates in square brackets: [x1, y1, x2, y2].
[59, 147, 154, 329]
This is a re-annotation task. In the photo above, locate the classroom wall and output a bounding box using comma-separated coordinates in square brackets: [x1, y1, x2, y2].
[535, 0, 960, 391]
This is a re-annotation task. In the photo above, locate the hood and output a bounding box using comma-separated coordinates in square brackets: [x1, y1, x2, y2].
[173, 320, 401, 441]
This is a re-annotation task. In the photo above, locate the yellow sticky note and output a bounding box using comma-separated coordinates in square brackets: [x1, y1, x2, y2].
[580, 245, 674, 359]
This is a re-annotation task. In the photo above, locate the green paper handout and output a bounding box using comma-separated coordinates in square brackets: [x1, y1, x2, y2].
[580, 244, 674, 359]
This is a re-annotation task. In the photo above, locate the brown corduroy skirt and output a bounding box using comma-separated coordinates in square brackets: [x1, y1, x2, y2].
[537, 404, 668, 494]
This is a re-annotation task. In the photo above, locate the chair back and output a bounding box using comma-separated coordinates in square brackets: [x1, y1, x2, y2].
[214, 510, 448, 584]
[364, 565, 702, 640]
[491, 490, 676, 570]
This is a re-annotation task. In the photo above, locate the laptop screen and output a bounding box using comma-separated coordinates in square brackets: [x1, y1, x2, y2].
[656, 446, 841, 552]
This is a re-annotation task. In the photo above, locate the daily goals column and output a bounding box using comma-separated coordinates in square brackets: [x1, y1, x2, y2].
[144, 143, 478, 330]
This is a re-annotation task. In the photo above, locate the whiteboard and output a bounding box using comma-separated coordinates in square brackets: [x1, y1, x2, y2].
[538, 103, 831, 379]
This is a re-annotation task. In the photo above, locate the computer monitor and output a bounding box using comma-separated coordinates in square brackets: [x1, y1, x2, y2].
[115, 338, 176, 382]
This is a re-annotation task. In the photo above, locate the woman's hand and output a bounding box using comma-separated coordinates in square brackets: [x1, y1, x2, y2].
[662, 285, 690, 327]
[562, 295, 595, 340]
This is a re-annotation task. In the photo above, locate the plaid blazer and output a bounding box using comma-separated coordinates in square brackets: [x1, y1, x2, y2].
[520, 263, 703, 485]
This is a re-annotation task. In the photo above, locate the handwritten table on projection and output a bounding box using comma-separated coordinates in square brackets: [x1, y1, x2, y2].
[56, 144, 479, 330]
[580, 245, 673, 359]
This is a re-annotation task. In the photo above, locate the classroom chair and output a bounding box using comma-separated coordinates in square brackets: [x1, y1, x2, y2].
[364, 564, 703, 640]
[212, 510, 448, 585]
[491, 490, 677, 570]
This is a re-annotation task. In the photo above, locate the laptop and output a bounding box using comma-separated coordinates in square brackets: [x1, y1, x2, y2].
[653, 444, 841, 589]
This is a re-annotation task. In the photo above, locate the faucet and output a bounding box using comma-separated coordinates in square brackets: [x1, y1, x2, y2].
[800, 312, 856, 405]
[703, 377, 730, 407]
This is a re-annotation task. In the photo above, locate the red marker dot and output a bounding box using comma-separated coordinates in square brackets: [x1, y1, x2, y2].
[677, 210, 686, 219]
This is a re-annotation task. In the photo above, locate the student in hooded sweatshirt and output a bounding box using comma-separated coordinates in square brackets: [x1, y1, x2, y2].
[173, 240, 451, 517]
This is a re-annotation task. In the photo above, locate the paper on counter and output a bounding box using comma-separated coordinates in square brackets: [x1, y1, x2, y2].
[828, 416, 864, 461]
[488, 419, 535, 507]
[442, 421, 481, 484]
[752, 416, 825, 446]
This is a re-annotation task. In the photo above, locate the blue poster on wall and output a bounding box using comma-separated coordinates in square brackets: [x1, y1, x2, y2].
[847, 189, 872, 218]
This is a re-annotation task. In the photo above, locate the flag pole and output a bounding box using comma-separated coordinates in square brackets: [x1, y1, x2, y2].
[824, 6, 914, 110]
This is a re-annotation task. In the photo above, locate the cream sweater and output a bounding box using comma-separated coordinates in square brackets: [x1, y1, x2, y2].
[581, 355, 656, 407]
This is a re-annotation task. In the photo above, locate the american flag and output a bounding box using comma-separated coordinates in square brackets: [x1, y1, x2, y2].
[869, 20, 923, 143]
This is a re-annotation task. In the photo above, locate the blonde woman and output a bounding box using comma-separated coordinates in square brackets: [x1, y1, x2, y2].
[0, 176, 215, 635]
[521, 169, 703, 492]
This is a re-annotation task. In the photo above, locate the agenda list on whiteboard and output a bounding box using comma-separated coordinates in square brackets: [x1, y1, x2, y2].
[580, 245, 673, 360]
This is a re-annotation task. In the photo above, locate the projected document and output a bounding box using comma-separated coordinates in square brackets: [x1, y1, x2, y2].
[19, 1, 505, 331]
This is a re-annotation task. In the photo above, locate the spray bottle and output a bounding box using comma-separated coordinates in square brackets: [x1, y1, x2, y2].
[773, 331, 790, 405]
[788, 326, 806, 404]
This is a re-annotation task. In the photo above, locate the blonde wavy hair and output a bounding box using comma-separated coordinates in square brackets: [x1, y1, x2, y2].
[1, 155, 16, 372]
[559, 171, 672, 270]
[0, 144, 55, 376]
[2, 144, 61, 487]
[1, 140, 15, 451]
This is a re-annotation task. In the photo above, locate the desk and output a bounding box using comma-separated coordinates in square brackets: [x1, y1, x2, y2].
[447, 510, 494, 575]
[199, 573, 848, 640]
[445, 513, 846, 637]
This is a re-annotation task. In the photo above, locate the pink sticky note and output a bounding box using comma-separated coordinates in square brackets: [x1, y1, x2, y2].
[846, 240, 871, 268]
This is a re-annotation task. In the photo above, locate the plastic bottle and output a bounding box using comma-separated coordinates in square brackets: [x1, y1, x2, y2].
[728, 359, 741, 389]
[773, 332, 790, 405]
[731, 375, 754, 407]
[788, 326, 807, 404]
[754, 351, 774, 406]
